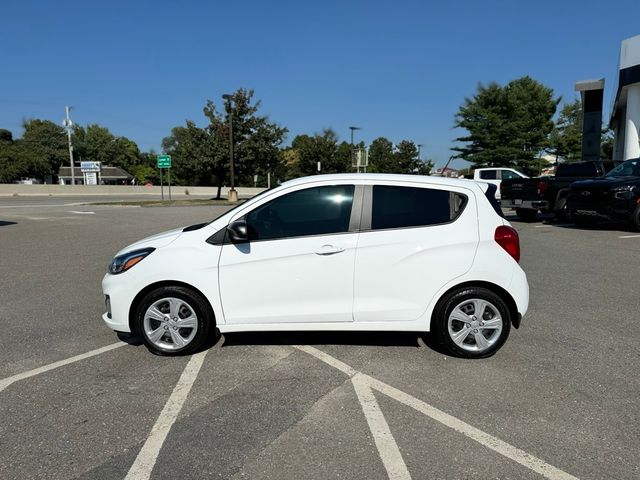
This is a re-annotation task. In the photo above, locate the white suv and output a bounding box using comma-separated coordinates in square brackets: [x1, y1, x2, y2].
[102, 174, 528, 359]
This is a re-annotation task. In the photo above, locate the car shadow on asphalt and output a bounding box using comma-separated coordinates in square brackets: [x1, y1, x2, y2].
[220, 330, 447, 352]
[0, 220, 17, 227]
[115, 329, 451, 356]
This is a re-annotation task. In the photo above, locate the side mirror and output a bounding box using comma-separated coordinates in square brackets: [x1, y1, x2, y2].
[227, 219, 249, 243]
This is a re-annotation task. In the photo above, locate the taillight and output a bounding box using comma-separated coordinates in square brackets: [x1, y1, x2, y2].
[536, 180, 548, 196]
[500, 182, 505, 194]
[495, 226, 520, 262]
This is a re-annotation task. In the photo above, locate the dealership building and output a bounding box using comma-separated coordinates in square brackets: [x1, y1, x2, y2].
[611, 34, 640, 160]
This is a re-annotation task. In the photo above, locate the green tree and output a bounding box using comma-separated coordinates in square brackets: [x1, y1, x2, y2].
[368, 137, 395, 173]
[548, 100, 583, 162]
[291, 129, 351, 176]
[20, 119, 68, 178]
[601, 129, 614, 160]
[72, 124, 140, 170]
[453, 76, 559, 171]
[0, 130, 23, 183]
[162, 88, 287, 197]
[368, 137, 432, 174]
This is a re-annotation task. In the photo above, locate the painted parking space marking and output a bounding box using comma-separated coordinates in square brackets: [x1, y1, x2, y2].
[125, 350, 208, 480]
[0, 342, 125, 393]
[619, 234, 640, 238]
[296, 345, 579, 480]
[69, 210, 95, 215]
[352, 374, 411, 480]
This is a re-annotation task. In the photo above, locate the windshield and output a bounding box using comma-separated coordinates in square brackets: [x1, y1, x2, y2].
[606, 159, 640, 177]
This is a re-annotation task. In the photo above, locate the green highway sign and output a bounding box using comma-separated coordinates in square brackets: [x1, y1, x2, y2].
[157, 154, 172, 168]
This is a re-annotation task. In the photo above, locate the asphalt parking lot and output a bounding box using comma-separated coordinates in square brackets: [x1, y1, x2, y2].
[0, 198, 639, 480]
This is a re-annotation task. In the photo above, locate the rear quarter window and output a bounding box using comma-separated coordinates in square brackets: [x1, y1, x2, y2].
[371, 185, 467, 230]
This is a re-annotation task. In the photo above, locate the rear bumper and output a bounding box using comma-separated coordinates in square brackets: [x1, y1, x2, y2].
[512, 313, 522, 329]
[502, 199, 548, 210]
[509, 265, 529, 323]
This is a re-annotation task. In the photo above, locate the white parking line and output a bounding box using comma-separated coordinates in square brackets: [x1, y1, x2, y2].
[619, 234, 640, 238]
[0, 342, 125, 393]
[352, 374, 411, 480]
[0, 203, 87, 209]
[295, 345, 579, 480]
[125, 350, 208, 480]
[69, 210, 95, 215]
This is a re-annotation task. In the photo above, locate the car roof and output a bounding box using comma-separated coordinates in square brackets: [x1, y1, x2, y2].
[279, 173, 484, 190]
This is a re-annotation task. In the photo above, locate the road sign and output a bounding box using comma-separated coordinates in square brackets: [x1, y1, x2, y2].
[157, 155, 172, 169]
[85, 172, 98, 185]
[80, 161, 101, 173]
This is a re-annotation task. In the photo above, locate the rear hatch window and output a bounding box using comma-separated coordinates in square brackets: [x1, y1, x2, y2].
[484, 184, 504, 217]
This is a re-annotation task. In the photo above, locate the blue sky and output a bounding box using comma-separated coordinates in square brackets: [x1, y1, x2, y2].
[1, 0, 639, 168]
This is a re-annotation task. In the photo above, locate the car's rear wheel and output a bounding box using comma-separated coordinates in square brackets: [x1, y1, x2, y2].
[515, 208, 537, 222]
[433, 287, 511, 359]
[554, 197, 569, 221]
[134, 286, 214, 356]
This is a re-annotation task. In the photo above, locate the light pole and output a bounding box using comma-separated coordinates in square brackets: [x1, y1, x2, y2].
[63, 106, 74, 185]
[222, 94, 238, 202]
[417, 144, 424, 161]
[349, 126, 361, 172]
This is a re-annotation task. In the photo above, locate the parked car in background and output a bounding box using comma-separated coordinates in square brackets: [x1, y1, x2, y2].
[472, 168, 528, 200]
[102, 174, 529, 359]
[500, 160, 620, 221]
[567, 158, 640, 230]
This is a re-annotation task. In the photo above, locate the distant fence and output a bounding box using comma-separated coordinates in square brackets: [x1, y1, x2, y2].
[0, 184, 266, 197]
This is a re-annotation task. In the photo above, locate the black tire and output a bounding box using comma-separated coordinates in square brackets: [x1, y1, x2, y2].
[515, 208, 538, 222]
[630, 204, 640, 232]
[554, 197, 569, 222]
[134, 285, 215, 356]
[432, 287, 511, 359]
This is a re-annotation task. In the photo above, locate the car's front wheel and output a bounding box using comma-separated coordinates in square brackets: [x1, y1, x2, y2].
[433, 287, 511, 359]
[134, 285, 214, 356]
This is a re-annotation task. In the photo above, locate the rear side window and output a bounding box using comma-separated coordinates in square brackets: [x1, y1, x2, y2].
[479, 170, 497, 180]
[371, 185, 466, 230]
[246, 185, 354, 241]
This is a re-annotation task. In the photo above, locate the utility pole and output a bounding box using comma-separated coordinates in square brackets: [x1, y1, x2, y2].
[222, 94, 238, 202]
[64, 106, 75, 185]
[417, 144, 424, 161]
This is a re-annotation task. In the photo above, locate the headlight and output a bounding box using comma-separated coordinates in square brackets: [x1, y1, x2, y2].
[108, 247, 155, 274]
[612, 185, 636, 199]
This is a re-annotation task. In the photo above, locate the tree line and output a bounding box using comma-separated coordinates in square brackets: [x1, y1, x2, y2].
[453, 75, 613, 173]
[0, 78, 612, 189]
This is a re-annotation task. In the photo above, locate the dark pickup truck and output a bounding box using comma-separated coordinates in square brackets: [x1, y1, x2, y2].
[500, 160, 620, 221]
[567, 158, 640, 230]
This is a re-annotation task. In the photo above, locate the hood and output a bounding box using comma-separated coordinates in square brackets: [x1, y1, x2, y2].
[116, 227, 184, 256]
[571, 176, 639, 190]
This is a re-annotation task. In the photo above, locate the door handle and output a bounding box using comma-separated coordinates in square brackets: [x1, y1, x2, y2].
[315, 244, 345, 256]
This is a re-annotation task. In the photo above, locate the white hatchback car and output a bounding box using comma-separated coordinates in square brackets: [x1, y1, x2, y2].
[102, 174, 528, 358]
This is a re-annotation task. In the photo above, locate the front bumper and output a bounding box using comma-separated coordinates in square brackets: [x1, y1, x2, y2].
[101, 274, 134, 333]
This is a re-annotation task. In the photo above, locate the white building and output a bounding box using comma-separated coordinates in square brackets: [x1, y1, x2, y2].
[611, 34, 640, 160]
